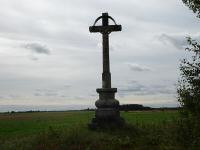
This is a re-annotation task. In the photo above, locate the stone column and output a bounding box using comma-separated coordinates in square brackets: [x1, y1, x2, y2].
[102, 32, 111, 88]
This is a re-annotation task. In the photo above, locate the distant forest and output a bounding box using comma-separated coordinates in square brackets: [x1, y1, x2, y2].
[2, 104, 179, 113]
[85, 104, 179, 111]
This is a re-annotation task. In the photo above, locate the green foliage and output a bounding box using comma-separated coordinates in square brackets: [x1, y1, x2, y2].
[178, 37, 200, 117]
[178, 1, 200, 147]
[182, 0, 200, 17]
[176, 117, 200, 149]
[178, 2, 200, 147]
[177, 37, 200, 148]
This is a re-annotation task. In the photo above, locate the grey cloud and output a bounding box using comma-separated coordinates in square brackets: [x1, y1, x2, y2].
[35, 89, 43, 92]
[45, 92, 58, 96]
[29, 55, 39, 61]
[60, 95, 67, 98]
[22, 43, 50, 55]
[34, 93, 42, 96]
[119, 81, 146, 96]
[158, 33, 200, 50]
[158, 33, 187, 49]
[119, 80, 175, 97]
[127, 63, 152, 72]
[63, 85, 71, 89]
[34, 91, 58, 97]
[34, 89, 56, 97]
[33, 87, 71, 97]
[8, 94, 21, 99]
[73, 96, 86, 100]
[0, 96, 5, 99]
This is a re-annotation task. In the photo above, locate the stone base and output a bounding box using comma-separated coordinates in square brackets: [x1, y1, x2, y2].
[88, 108, 125, 129]
[95, 108, 119, 119]
[88, 116, 125, 130]
[88, 87, 125, 129]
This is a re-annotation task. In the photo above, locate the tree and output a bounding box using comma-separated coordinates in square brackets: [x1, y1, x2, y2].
[177, 1, 200, 148]
[181, 0, 200, 116]
[182, 0, 200, 17]
[177, 37, 200, 148]
[178, 37, 200, 117]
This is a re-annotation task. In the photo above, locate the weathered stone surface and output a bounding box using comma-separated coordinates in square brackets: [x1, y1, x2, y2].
[95, 108, 119, 119]
[89, 116, 125, 130]
[89, 25, 121, 33]
[95, 88, 119, 108]
[89, 13, 125, 129]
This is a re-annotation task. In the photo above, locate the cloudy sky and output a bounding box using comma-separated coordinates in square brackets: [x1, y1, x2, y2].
[0, 0, 200, 111]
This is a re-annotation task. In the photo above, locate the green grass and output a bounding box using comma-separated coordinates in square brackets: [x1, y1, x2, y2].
[0, 111, 177, 138]
[0, 110, 181, 149]
[0, 111, 93, 138]
[121, 111, 178, 124]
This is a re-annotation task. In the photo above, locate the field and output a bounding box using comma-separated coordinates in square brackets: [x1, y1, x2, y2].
[0, 110, 180, 149]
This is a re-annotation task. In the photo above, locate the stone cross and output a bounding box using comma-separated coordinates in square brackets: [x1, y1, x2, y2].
[89, 13, 121, 89]
[89, 13, 124, 129]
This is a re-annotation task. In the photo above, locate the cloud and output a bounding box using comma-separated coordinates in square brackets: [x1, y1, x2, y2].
[158, 33, 187, 49]
[34, 93, 42, 96]
[45, 92, 58, 96]
[8, 94, 21, 99]
[0, 0, 199, 108]
[158, 33, 200, 50]
[127, 63, 152, 72]
[0, 96, 5, 99]
[119, 80, 175, 97]
[34, 89, 57, 97]
[21, 43, 50, 55]
[33, 85, 72, 98]
[63, 85, 71, 89]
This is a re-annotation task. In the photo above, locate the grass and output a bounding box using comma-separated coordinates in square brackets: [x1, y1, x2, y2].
[0, 111, 177, 138]
[121, 111, 178, 124]
[0, 110, 180, 149]
[0, 111, 93, 138]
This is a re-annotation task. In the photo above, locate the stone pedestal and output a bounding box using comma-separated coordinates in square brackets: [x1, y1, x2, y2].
[89, 88, 125, 129]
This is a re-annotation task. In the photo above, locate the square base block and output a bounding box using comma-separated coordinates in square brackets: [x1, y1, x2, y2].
[88, 108, 125, 129]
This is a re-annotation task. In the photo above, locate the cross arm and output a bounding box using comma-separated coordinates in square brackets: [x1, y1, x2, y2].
[89, 25, 122, 33]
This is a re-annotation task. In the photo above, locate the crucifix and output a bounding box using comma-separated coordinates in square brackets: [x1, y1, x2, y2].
[89, 13, 124, 129]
